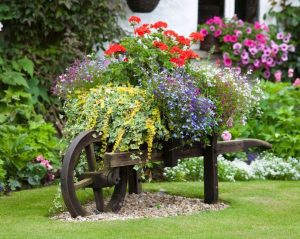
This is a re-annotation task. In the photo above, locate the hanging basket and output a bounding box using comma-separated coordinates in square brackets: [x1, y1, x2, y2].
[200, 34, 221, 53]
[126, 0, 160, 13]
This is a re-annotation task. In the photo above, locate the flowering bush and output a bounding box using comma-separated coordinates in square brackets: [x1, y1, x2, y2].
[231, 81, 300, 158]
[192, 63, 262, 129]
[199, 16, 295, 81]
[57, 16, 262, 157]
[164, 153, 300, 182]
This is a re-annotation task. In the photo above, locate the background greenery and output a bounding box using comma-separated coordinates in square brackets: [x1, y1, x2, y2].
[0, 0, 124, 191]
[232, 82, 300, 158]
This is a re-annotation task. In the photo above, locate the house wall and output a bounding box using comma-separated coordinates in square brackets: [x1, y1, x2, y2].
[120, 0, 300, 37]
[120, 0, 199, 37]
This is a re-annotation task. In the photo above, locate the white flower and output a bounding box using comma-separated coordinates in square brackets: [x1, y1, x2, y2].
[0, 22, 3, 31]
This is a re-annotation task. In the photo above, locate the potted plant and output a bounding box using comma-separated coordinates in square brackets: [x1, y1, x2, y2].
[198, 16, 295, 81]
[54, 16, 262, 160]
[126, 0, 160, 13]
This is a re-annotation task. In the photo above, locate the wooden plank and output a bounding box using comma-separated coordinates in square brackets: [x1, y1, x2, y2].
[203, 134, 218, 204]
[217, 139, 272, 155]
[104, 151, 164, 168]
[74, 178, 93, 190]
[127, 166, 142, 194]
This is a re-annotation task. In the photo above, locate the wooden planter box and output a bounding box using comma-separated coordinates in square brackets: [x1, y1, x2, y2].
[200, 34, 221, 53]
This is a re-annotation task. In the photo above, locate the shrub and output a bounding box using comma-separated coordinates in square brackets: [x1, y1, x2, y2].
[0, 0, 124, 88]
[0, 118, 60, 190]
[231, 81, 300, 158]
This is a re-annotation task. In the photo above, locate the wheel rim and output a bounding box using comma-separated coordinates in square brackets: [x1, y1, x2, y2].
[61, 130, 127, 217]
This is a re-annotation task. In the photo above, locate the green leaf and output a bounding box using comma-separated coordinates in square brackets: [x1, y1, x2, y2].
[0, 71, 29, 88]
[18, 57, 34, 77]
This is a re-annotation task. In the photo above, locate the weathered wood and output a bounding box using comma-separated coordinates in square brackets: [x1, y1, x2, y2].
[104, 151, 164, 168]
[203, 133, 218, 204]
[74, 178, 93, 190]
[61, 130, 127, 218]
[128, 166, 142, 194]
[217, 139, 272, 155]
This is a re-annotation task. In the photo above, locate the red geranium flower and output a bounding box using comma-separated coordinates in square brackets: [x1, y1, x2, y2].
[169, 46, 183, 55]
[189, 32, 204, 42]
[170, 57, 185, 67]
[180, 50, 199, 60]
[128, 16, 141, 25]
[104, 44, 126, 55]
[177, 35, 191, 46]
[153, 41, 168, 51]
[134, 24, 151, 37]
[164, 30, 178, 38]
[152, 21, 168, 29]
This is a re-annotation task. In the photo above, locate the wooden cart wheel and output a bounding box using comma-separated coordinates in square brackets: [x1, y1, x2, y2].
[61, 130, 127, 218]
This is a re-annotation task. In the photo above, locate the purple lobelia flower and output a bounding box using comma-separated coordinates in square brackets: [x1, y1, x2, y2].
[150, 69, 217, 141]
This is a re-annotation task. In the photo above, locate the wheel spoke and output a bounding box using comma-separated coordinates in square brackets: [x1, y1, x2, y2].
[74, 178, 93, 190]
[85, 143, 97, 171]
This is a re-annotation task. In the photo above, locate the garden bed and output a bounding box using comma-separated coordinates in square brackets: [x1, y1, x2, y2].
[52, 192, 228, 222]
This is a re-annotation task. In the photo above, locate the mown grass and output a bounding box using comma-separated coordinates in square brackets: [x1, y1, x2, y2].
[0, 181, 299, 239]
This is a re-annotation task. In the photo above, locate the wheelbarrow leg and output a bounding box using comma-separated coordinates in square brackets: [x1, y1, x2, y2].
[128, 166, 142, 194]
[203, 134, 218, 204]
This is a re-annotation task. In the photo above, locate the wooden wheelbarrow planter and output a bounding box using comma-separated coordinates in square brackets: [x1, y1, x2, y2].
[61, 130, 272, 218]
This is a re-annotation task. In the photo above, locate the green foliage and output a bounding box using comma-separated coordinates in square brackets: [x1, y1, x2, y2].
[0, 0, 125, 88]
[0, 118, 60, 190]
[0, 118, 60, 171]
[231, 82, 300, 158]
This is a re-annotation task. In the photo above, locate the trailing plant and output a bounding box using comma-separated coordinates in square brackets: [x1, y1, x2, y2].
[231, 81, 300, 158]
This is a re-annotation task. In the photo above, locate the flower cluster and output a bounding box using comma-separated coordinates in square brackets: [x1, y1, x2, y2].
[35, 155, 55, 182]
[164, 153, 300, 182]
[104, 15, 203, 77]
[199, 16, 295, 81]
[53, 56, 109, 96]
[150, 70, 216, 142]
[192, 63, 262, 129]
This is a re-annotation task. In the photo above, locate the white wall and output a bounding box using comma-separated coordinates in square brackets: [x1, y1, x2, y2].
[120, 0, 300, 37]
[120, 0, 199, 37]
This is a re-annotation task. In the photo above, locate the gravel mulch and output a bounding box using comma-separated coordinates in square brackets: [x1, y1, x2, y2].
[52, 191, 228, 222]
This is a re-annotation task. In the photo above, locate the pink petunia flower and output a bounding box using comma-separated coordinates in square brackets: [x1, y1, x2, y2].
[200, 28, 208, 36]
[253, 59, 260, 68]
[246, 27, 252, 34]
[277, 32, 284, 40]
[209, 25, 215, 31]
[223, 34, 231, 43]
[230, 35, 238, 43]
[274, 70, 282, 82]
[233, 42, 242, 50]
[214, 29, 222, 37]
[288, 68, 294, 78]
[223, 57, 232, 67]
[264, 70, 271, 79]
[221, 131, 232, 141]
[293, 78, 300, 87]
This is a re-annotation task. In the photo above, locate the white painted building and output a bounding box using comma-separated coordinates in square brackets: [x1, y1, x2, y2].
[121, 0, 300, 37]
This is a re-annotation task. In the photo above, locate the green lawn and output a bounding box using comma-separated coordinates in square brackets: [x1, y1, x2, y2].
[0, 181, 299, 239]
